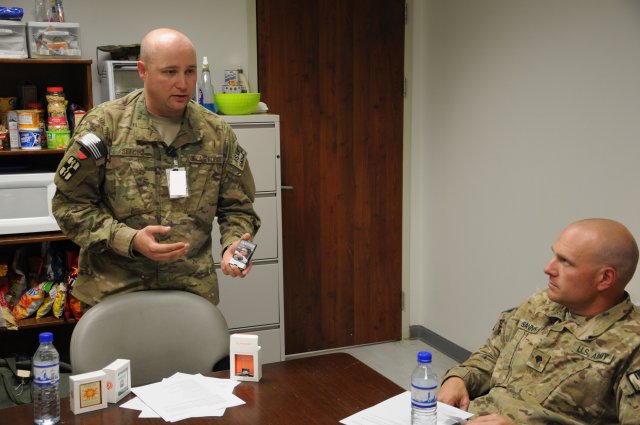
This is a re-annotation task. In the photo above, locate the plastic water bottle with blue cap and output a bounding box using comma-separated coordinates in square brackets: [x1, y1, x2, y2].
[32, 332, 60, 425]
[411, 351, 438, 425]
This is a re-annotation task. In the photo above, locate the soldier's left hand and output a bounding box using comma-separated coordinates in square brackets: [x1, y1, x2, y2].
[221, 233, 253, 277]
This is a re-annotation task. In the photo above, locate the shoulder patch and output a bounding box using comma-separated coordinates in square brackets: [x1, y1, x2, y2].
[628, 370, 640, 393]
[59, 156, 81, 181]
[78, 133, 107, 160]
[231, 145, 247, 171]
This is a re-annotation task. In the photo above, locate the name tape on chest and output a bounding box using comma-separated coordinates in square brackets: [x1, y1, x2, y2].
[78, 133, 107, 160]
[518, 320, 542, 334]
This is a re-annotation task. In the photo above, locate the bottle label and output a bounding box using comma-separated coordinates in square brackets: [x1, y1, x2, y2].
[411, 382, 438, 409]
[33, 362, 59, 387]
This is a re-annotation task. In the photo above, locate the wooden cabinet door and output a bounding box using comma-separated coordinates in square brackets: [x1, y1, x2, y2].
[257, 0, 405, 354]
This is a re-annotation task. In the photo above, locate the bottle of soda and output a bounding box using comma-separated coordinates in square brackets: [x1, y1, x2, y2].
[198, 56, 218, 113]
[32, 332, 60, 425]
[411, 351, 438, 425]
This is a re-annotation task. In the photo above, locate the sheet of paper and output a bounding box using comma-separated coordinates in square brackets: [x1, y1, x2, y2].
[128, 373, 245, 422]
[340, 391, 473, 425]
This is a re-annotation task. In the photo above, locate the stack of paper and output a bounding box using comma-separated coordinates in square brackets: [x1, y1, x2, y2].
[120, 372, 245, 422]
[340, 391, 473, 425]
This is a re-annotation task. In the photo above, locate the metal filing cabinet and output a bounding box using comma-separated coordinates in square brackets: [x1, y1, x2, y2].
[213, 114, 284, 363]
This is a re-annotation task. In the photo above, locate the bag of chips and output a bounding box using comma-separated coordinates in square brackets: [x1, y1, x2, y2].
[52, 281, 67, 319]
[12, 281, 53, 320]
[36, 282, 58, 319]
[0, 295, 16, 330]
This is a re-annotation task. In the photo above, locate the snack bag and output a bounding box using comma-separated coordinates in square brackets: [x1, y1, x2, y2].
[36, 281, 58, 318]
[52, 281, 67, 319]
[12, 281, 52, 320]
[6, 248, 27, 307]
[27, 255, 44, 288]
[0, 295, 17, 330]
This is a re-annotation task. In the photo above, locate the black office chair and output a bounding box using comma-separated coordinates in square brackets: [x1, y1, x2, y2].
[70, 290, 229, 386]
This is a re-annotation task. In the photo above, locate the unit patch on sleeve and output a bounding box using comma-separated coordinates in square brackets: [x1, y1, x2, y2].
[78, 133, 107, 160]
[231, 145, 247, 171]
[628, 370, 640, 393]
[59, 156, 81, 181]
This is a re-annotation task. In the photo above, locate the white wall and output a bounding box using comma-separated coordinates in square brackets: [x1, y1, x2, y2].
[12, 0, 256, 104]
[409, 0, 640, 351]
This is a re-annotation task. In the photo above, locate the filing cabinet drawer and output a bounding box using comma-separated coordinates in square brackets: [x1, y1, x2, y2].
[212, 196, 278, 262]
[231, 124, 277, 193]
[217, 263, 280, 329]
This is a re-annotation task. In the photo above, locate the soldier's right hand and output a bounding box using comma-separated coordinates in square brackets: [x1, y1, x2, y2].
[132, 225, 190, 261]
[437, 376, 471, 411]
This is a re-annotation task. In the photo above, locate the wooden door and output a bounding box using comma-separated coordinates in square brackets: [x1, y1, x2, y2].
[257, 0, 404, 354]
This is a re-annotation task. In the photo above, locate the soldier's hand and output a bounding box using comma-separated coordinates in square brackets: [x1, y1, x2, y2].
[132, 225, 190, 261]
[437, 377, 470, 411]
[221, 233, 253, 278]
[467, 414, 516, 424]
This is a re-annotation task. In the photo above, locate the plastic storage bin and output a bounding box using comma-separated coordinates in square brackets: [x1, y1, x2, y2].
[0, 21, 28, 59]
[27, 22, 81, 58]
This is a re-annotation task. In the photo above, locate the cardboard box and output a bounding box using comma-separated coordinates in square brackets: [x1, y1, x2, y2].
[69, 370, 108, 414]
[103, 359, 131, 403]
[0, 21, 27, 59]
[230, 333, 261, 382]
[27, 22, 81, 58]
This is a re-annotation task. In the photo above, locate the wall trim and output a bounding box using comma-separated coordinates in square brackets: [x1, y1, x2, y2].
[410, 325, 471, 363]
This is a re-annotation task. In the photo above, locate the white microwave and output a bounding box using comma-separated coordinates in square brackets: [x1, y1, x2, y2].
[0, 172, 60, 235]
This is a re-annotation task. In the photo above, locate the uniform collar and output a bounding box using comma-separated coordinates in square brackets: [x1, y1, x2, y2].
[131, 92, 206, 147]
[543, 291, 635, 340]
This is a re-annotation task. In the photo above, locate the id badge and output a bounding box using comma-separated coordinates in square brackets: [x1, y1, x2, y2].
[166, 167, 188, 198]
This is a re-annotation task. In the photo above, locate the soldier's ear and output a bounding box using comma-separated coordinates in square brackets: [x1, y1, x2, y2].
[596, 267, 616, 292]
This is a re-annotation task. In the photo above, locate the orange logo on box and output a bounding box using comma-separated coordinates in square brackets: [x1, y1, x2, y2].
[106, 380, 113, 390]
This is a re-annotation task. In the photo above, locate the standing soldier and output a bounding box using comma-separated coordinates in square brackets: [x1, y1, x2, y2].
[52, 28, 260, 307]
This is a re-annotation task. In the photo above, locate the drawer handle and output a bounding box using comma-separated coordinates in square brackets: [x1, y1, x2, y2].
[281, 185, 294, 190]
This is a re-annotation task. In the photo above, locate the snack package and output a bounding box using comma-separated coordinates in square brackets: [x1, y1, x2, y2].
[0, 295, 17, 330]
[52, 281, 67, 319]
[36, 281, 58, 318]
[27, 255, 44, 288]
[7, 248, 27, 308]
[12, 281, 52, 320]
[45, 247, 65, 282]
[64, 249, 82, 320]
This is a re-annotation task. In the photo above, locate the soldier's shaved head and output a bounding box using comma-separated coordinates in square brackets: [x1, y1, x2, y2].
[140, 28, 195, 67]
[567, 218, 638, 287]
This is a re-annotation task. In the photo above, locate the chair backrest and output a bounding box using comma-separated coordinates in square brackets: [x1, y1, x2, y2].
[70, 290, 229, 386]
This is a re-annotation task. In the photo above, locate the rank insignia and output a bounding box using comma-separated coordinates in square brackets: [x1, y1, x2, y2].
[59, 156, 81, 181]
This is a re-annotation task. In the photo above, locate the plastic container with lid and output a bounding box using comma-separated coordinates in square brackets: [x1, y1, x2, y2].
[46, 86, 68, 131]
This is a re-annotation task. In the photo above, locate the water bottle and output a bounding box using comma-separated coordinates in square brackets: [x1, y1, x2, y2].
[411, 351, 438, 425]
[32, 332, 60, 425]
[198, 56, 218, 113]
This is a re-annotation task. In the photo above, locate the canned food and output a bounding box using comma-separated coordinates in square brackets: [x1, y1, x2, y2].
[19, 128, 42, 150]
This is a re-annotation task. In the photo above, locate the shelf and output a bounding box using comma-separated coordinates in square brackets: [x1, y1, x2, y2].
[0, 58, 92, 65]
[0, 148, 65, 156]
[0, 232, 68, 246]
[15, 316, 76, 330]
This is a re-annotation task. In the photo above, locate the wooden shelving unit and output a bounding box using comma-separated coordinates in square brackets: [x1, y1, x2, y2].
[0, 58, 92, 361]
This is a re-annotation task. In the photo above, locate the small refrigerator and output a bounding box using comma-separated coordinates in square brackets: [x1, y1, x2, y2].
[100, 60, 142, 101]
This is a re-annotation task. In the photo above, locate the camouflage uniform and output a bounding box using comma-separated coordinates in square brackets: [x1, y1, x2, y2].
[52, 90, 260, 306]
[442, 290, 640, 424]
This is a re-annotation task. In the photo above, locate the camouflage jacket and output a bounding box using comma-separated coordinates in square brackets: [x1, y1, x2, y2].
[443, 290, 640, 424]
[52, 90, 260, 306]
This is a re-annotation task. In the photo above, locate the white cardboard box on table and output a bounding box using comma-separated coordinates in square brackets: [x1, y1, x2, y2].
[230, 333, 261, 382]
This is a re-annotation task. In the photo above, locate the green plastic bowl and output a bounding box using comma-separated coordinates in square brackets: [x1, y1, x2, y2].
[214, 93, 260, 115]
